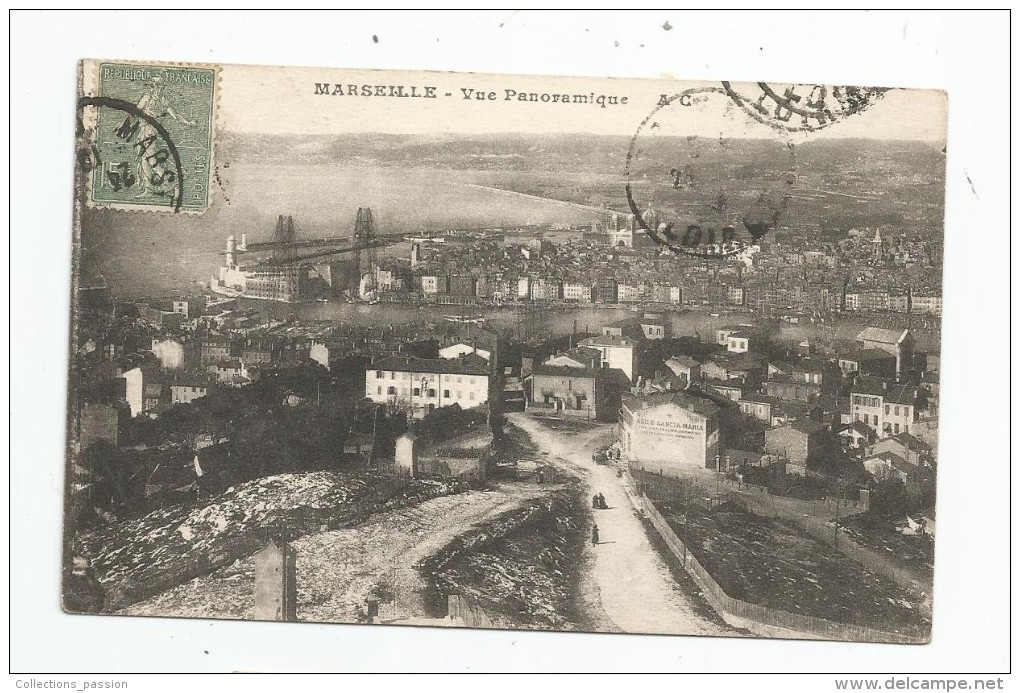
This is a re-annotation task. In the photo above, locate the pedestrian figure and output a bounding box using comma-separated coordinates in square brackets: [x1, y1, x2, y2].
[598, 492, 607, 509]
[591, 524, 600, 546]
[592, 494, 599, 509]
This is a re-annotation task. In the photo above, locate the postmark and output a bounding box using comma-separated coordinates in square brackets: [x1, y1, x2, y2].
[82, 61, 217, 213]
[625, 86, 799, 261]
[721, 81, 889, 133]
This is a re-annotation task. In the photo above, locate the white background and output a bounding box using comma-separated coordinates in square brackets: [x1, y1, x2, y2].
[8, 9, 1013, 676]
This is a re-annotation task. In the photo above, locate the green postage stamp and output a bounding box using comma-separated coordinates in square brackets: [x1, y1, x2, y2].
[81, 61, 217, 213]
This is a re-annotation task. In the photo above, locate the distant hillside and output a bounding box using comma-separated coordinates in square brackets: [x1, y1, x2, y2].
[219, 132, 944, 180]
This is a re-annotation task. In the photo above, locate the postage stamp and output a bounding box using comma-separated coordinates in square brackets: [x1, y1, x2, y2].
[81, 61, 217, 213]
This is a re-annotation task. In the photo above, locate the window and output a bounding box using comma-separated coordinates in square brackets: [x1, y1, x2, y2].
[390, 371, 395, 379]
[884, 405, 890, 415]
[873, 415, 878, 426]
[428, 389, 436, 398]
[375, 370, 383, 379]
[894, 423, 900, 433]
[413, 387, 420, 396]
[894, 405, 900, 416]
[443, 389, 450, 399]
[387, 386, 396, 395]
[469, 392, 475, 400]
[377, 386, 382, 395]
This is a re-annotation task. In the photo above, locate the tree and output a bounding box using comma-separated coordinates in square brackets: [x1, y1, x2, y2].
[868, 477, 911, 518]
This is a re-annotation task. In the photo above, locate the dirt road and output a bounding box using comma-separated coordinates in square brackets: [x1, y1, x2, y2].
[508, 412, 732, 637]
[124, 417, 731, 635]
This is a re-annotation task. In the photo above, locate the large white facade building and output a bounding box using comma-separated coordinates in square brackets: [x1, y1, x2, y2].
[365, 356, 490, 418]
[618, 392, 722, 475]
[850, 382, 919, 438]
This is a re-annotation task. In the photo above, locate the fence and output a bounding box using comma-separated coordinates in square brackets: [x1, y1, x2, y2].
[638, 492, 925, 644]
[720, 477, 869, 513]
[637, 470, 927, 603]
[715, 478, 930, 601]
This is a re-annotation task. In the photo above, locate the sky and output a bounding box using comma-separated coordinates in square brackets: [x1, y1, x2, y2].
[216, 63, 947, 142]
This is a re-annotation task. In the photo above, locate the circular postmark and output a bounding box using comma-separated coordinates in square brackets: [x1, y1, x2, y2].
[625, 86, 799, 260]
[77, 95, 186, 213]
[721, 82, 889, 134]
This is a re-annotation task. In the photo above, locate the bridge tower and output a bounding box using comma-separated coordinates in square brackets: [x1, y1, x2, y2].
[353, 207, 378, 286]
[272, 215, 296, 263]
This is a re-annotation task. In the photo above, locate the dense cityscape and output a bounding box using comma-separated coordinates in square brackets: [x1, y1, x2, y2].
[67, 196, 940, 640]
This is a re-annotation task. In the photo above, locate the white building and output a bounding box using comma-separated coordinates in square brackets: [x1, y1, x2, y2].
[664, 355, 701, 383]
[579, 334, 639, 383]
[365, 356, 490, 419]
[618, 392, 722, 474]
[171, 381, 209, 405]
[726, 332, 750, 353]
[850, 382, 919, 438]
[516, 276, 531, 299]
[421, 275, 442, 294]
[438, 342, 492, 362]
[562, 282, 593, 302]
[122, 367, 162, 417]
[912, 295, 941, 316]
[639, 316, 669, 340]
[617, 282, 645, 303]
[714, 324, 749, 346]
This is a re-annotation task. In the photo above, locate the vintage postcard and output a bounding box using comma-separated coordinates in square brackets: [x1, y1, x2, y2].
[66, 60, 946, 644]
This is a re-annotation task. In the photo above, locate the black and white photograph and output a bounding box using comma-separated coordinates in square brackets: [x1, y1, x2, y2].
[66, 61, 946, 643]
